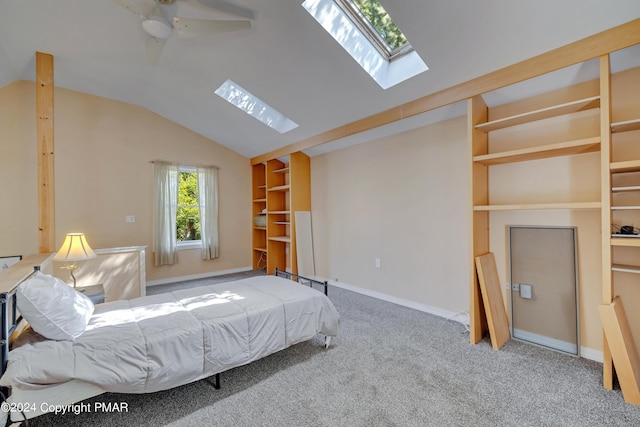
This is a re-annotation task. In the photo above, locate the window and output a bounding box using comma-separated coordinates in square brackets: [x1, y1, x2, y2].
[302, 0, 428, 89]
[177, 168, 201, 244]
[152, 162, 219, 266]
[337, 0, 411, 61]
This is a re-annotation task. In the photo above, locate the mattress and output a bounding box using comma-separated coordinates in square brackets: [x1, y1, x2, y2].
[0, 275, 339, 394]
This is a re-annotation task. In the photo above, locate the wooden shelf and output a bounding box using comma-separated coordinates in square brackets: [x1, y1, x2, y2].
[253, 198, 266, 202]
[269, 236, 291, 243]
[274, 167, 289, 173]
[473, 201, 601, 211]
[258, 185, 266, 189]
[611, 160, 640, 174]
[473, 137, 600, 165]
[268, 184, 290, 192]
[254, 247, 267, 253]
[612, 206, 640, 210]
[273, 221, 290, 225]
[253, 226, 266, 231]
[475, 96, 600, 132]
[612, 118, 640, 133]
[612, 237, 640, 247]
[612, 186, 640, 193]
[268, 210, 290, 215]
[612, 264, 640, 274]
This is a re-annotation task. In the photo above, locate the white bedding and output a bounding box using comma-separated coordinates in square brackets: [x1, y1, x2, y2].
[1, 275, 339, 394]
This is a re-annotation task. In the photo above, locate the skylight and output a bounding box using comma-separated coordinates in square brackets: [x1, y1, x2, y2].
[302, 0, 427, 89]
[215, 79, 298, 134]
[339, 0, 411, 60]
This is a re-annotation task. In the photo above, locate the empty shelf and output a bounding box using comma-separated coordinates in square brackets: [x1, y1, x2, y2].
[473, 137, 600, 165]
[473, 202, 601, 211]
[475, 96, 600, 132]
[612, 264, 640, 274]
[612, 186, 640, 193]
[269, 236, 291, 243]
[611, 160, 640, 174]
[612, 118, 640, 133]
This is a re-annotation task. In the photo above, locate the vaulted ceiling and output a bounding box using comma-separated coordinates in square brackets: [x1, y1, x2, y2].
[1, 0, 639, 159]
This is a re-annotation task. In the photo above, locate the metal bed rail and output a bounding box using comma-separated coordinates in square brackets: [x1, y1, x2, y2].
[275, 268, 329, 296]
[1, 266, 40, 402]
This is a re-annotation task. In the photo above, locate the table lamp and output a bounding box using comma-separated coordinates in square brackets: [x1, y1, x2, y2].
[53, 233, 97, 288]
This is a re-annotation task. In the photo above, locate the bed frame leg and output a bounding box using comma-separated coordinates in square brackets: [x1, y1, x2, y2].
[213, 373, 220, 389]
[324, 336, 331, 349]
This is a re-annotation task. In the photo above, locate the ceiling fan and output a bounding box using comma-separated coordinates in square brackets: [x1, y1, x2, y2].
[112, 0, 253, 65]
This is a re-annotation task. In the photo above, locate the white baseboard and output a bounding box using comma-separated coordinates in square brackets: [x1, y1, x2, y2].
[146, 266, 253, 287]
[580, 347, 603, 363]
[321, 277, 603, 363]
[319, 277, 470, 328]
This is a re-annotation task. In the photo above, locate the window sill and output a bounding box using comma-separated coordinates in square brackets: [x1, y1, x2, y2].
[177, 241, 201, 250]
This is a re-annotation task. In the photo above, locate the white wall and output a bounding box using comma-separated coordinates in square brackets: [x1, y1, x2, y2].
[0, 81, 251, 283]
[311, 116, 469, 315]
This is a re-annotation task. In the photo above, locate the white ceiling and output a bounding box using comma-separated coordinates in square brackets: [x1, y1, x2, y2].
[1, 0, 639, 159]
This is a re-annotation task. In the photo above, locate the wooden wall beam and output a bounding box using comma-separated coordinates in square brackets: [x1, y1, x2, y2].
[600, 54, 615, 390]
[36, 52, 55, 253]
[251, 18, 640, 165]
[468, 95, 489, 344]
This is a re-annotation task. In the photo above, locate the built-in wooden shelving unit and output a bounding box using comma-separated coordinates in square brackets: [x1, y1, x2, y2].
[467, 54, 640, 402]
[252, 152, 310, 275]
[251, 162, 267, 269]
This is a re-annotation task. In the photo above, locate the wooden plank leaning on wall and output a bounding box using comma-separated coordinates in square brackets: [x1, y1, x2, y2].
[36, 52, 55, 254]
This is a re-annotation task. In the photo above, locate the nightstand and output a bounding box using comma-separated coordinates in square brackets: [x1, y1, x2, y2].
[78, 284, 105, 304]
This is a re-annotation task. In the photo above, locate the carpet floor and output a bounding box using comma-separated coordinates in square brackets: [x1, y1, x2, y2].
[25, 271, 640, 426]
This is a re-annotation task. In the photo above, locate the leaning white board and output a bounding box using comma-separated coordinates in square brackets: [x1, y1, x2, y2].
[295, 211, 315, 277]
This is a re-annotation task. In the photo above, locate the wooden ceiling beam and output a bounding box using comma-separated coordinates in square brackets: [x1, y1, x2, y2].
[251, 18, 640, 165]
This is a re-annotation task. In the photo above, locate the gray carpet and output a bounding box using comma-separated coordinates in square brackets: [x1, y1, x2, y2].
[26, 270, 640, 426]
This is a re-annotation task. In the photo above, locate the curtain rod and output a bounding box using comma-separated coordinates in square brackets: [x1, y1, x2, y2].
[149, 160, 220, 170]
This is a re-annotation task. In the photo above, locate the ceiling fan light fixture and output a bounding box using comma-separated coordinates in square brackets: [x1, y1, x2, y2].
[142, 15, 173, 39]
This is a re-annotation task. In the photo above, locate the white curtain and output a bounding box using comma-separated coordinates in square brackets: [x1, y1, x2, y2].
[153, 162, 179, 265]
[197, 166, 219, 260]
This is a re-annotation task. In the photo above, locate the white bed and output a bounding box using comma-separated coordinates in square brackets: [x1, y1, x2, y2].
[0, 272, 339, 423]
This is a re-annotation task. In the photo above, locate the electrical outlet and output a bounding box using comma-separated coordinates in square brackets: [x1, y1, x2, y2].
[375, 258, 381, 269]
[126, 215, 136, 223]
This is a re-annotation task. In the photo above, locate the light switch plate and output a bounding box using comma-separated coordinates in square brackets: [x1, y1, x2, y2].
[520, 284, 532, 299]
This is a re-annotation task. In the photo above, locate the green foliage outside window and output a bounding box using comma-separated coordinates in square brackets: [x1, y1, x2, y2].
[352, 0, 408, 51]
[177, 171, 201, 241]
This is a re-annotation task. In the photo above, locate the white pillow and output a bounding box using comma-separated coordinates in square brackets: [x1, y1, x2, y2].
[16, 271, 95, 341]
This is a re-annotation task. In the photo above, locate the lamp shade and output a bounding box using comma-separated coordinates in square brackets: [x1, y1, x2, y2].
[53, 233, 97, 262]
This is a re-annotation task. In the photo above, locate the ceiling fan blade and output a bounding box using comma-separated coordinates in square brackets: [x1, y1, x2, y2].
[145, 36, 166, 65]
[112, 0, 148, 17]
[172, 17, 251, 37]
[197, 0, 255, 20]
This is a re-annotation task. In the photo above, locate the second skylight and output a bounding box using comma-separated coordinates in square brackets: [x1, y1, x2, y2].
[215, 79, 299, 134]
